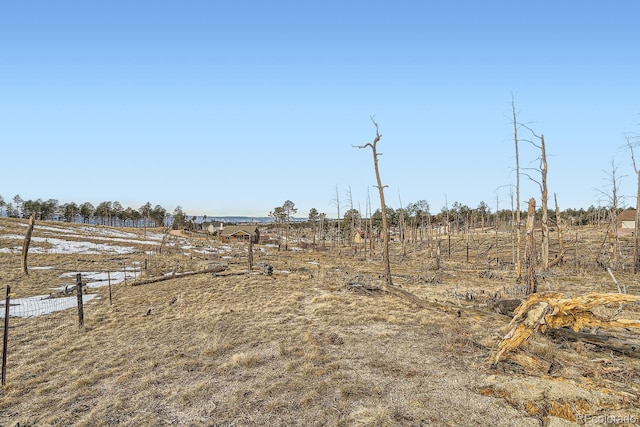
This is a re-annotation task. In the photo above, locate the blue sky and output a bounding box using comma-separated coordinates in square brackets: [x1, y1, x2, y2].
[2, 1, 639, 218]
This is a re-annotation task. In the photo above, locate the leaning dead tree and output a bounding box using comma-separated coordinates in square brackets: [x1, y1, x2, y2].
[21, 214, 35, 275]
[354, 117, 393, 286]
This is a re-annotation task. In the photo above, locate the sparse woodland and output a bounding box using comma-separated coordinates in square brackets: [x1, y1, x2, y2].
[0, 208, 640, 426]
[2, 114, 640, 425]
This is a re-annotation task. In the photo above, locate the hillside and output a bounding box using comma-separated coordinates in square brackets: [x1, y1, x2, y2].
[1, 217, 640, 426]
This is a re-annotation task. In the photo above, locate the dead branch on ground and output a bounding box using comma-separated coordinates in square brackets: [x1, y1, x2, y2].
[131, 265, 226, 286]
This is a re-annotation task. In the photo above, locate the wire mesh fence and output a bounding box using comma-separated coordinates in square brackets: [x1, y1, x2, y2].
[0, 264, 141, 387]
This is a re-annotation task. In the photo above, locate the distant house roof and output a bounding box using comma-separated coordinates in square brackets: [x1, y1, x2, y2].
[220, 225, 259, 237]
[619, 209, 637, 222]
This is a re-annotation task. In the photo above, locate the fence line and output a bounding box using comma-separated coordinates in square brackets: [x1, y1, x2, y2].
[2, 285, 9, 386]
[0, 260, 146, 387]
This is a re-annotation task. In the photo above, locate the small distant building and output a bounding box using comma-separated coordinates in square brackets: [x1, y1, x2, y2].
[619, 209, 637, 230]
[206, 222, 225, 235]
[219, 225, 260, 243]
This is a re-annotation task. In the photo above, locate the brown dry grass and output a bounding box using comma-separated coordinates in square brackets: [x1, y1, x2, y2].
[1, 218, 640, 426]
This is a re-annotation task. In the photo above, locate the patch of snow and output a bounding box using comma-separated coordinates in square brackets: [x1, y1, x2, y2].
[57, 271, 135, 290]
[0, 233, 25, 239]
[0, 235, 138, 254]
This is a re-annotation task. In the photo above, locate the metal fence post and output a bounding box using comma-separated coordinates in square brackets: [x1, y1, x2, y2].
[76, 273, 84, 328]
[2, 285, 10, 386]
[108, 271, 113, 306]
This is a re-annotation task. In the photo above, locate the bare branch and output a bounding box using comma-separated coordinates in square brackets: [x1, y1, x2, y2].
[520, 123, 543, 140]
[626, 133, 638, 174]
[353, 143, 373, 149]
[521, 171, 542, 192]
[370, 115, 380, 136]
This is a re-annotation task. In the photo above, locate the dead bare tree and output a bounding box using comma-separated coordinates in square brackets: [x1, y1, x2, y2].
[495, 191, 500, 264]
[346, 185, 355, 250]
[398, 191, 407, 257]
[21, 214, 35, 275]
[549, 193, 565, 267]
[596, 160, 624, 268]
[511, 96, 523, 280]
[354, 117, 393, 286]
[626, 134, 640, 273]
[330, 185, 341, 252]
[495, 184, 513, 265]
[525, 198, 537, 294]
[520, 124, 550, 271]
[366, 188, 374, 258]
[319, 212, 327, 250]
[510, 187, 516, 265]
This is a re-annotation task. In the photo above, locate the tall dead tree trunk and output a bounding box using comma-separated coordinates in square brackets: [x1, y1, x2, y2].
[367, 188, 374, 257]
[599, 160, 621, 267]
[510, 188, 516, 265]
[332, 185, 341, 253]
[539, 135, 549, 270]
[626, 136, 640, 273]
[21, 214, 35, 275]
[398, 192, 406, 257]
[346, 186, 355, 250]
[635, 171, 640, 273]
[511, 96, 523, 281]
[549, 192, 565, 267]
[525, 198, 537, 295]
[320, 213, 326, 250]
[355, 117, 393, 286]
[520, 122, 549, 271]
[495, 192, 500, 264]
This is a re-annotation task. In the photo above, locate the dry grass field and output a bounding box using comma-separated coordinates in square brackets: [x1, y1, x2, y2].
[1, 217, 640, 426]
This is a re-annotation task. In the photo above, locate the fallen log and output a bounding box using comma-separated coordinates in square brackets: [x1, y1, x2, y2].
[131, 266, 226, 286]
[346, 282, 382, 293]
[383, 283, 429, 309]
[491, 292, 640, 364]
[380, 282, 517, 322]
[549, 328, 640, 359]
